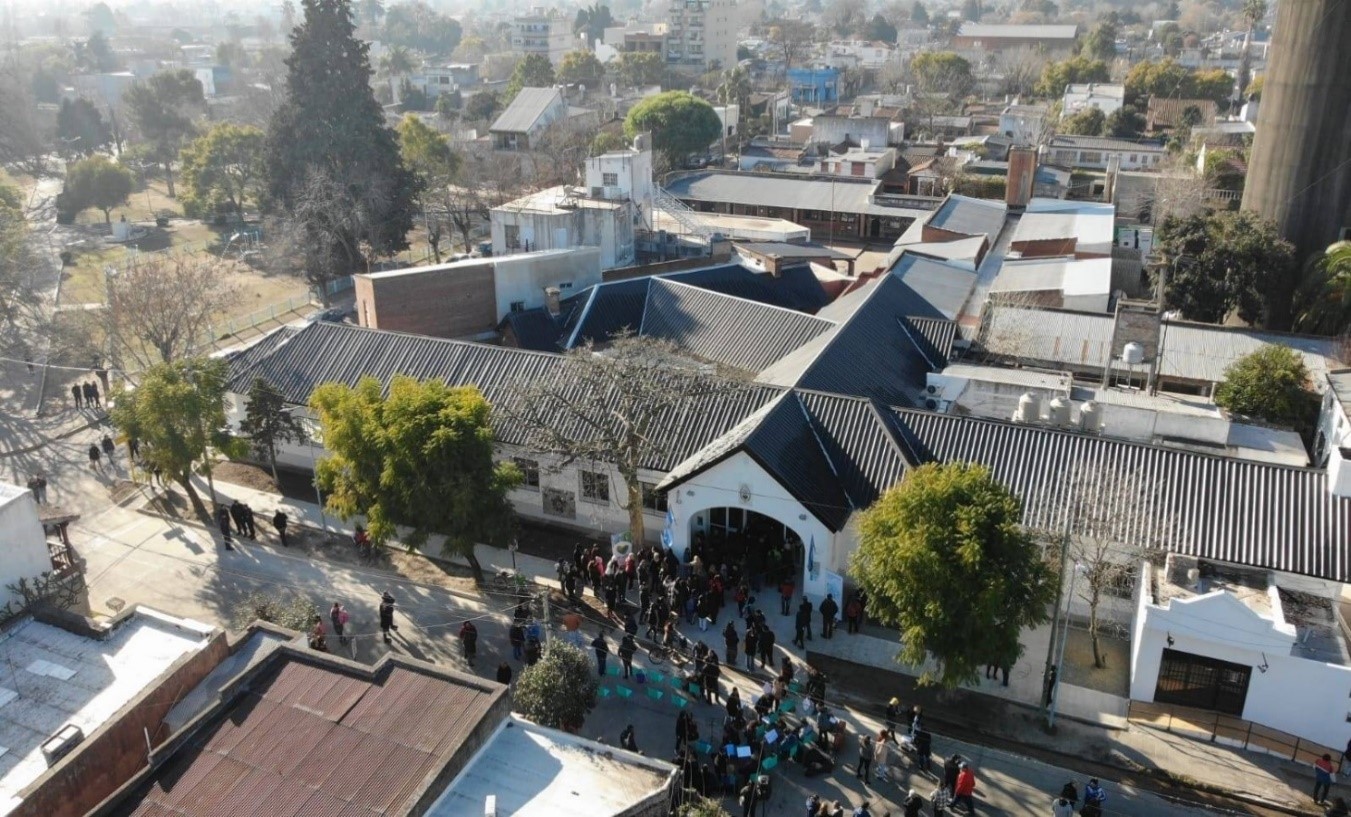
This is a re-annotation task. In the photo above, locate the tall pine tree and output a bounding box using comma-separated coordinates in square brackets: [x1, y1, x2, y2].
[264, 0, 419, 294]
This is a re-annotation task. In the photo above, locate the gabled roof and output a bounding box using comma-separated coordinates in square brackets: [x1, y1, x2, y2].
[890, 252, 980, 319]
[757, 273, 950, 406]
[925, 194, 1008, 244]
[1049, 134, 1166, 152]
[640, 279, 836, 372]
[489, 86, 564, 134]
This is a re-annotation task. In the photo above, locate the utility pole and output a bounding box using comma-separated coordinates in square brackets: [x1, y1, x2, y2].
[1047, 562, 1083, 729]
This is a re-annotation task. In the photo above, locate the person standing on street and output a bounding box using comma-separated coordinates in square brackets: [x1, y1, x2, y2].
[71, 384, 83, 409]
[758, 624, 776, 670]
[86, 381, 101, 408]
[779, 577, 795, 615]
[620, 724, 638, 752]
[230, 500, 248, 539]
[216, 505, 234, 550]
[272, 509, 289, 546]
[330, 603, 349, 646]
[953, 762, 977, 815]
[819, 594, 839, 638]
[902, 789, 923, 817]
[619, 633, 637, 679]
[496, 662, 512, 685]
[592, 631, 609, 676]
[856, 734, 875, 784]
[1080, 779, 1107, 817]
[459, 620, 478, 665]
[1051, 795, 1074, 817]
[242, 503, 257, 538]
[379, 591, 398, 643]
[724, 620, 739, 665]
[1316, 754, 1337, 804]
[88, 444, 102, 472]
[101, 434, 116, 467]
[509, 622, 525, 660]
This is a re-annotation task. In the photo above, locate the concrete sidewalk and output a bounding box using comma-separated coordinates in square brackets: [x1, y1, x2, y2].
[185, 475, 1324, 814]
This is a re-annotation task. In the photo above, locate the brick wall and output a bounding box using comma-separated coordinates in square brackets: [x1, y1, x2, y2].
[13, 628, 230, 817]
[356, 263, 497, 338]
[1010, 237, 1078, 258]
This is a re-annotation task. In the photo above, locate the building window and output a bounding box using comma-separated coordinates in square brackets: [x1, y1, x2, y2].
[558, 281, 573, 289]
[504, 224, 520, 249]
[580, 470, 609, 504]
[641, 482, 668, 513]
[510, 300, 526, 313]
[603, 172, 619, 186]
[514, 457, 540, 490]
[1080, 151, 1103, 164]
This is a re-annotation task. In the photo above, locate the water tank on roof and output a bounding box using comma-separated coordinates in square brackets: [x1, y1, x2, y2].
[1122, 341, 1146, 365]
[1014, 391, 1043, 424]
[1080, 400, 1103, 433]
[1048, 396, 1072, 427]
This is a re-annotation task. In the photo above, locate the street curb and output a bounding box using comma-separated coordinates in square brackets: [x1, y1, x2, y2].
[818, 664, 1313, 817]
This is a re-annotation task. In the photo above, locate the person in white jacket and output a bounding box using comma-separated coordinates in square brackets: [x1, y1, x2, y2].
[1051, 796, 1075, 817]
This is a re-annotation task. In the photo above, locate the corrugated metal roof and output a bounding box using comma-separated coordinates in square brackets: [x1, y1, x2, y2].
[1049, 135, 1166, 153]
[640, 279, 836, 372]
[890, 408, 1351, 582]
[489, 86, 563, 134]
[892, 252, 980, 319]
[981, 305, 1344, 384]
[108, 657, 505, 817]
[926, 194, 1008, 244]
[665, 171, 894, 217]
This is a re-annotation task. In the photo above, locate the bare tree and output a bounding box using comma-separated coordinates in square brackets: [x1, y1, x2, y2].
[996, 47, 1049, 99]
[500, 333, 747, 548]
[768, 19, 815, 72]
[527, 125, 593, 188]
[438, 151, 522, 254]
[1046, 463, 1177, 669]
[103, 252, 235, 374]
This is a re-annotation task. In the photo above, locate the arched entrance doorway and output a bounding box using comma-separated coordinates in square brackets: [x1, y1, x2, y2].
[686, 507, 805, 591]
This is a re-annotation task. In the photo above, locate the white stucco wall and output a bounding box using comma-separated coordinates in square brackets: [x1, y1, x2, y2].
[492, 248, 603, 322]
[1130, 574, 1351, 748]
[0, 483, 54, 613]
[664, 451, 839, 603]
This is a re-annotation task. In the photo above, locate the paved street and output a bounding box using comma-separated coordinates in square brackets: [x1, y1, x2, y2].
[57, 493, 1230, 817]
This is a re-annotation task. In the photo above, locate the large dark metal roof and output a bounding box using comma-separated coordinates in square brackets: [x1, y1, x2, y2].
[640, 279, 836, 372]
[109, 656, 505, 817]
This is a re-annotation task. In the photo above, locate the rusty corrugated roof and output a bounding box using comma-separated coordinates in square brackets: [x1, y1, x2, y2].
[108, 657, 502, 817]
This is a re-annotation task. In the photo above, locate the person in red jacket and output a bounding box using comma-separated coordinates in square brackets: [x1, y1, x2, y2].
[953, 761, 977, 815]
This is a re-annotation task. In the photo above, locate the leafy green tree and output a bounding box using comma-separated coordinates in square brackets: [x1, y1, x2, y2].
[960, 0, 981, 21]
[910, 0, 929, 24]
[616, 51, 664, 88]
[910, 51, 974, 98]
[397, 114, 461, 261]
[1214, 346, 1318, 428]
[716, 66, 752, 113]
[179, 123, 266, 218]
[309, 376, 521, 584]
[513, 640, 599, 729]
[62, 155, 133, 224]
[357, 0, 385, 26]
[464, 90, 501, 122]
[504, 54, 556, 105]
[865, 12, 899, 40]
[1188, 68, 1233, 106]
[1103, 104, 1145, 138]
[56, 98, 112, 157]
[557, 49, 605, 88]
[435, 90, 461, 119]
[0, 173, 40, 332]
[1079, 21, 1117, 62]
[1245, 74, 1263, 101]
[378, 44, 417, 79]
[1125, 58, 1229, 106]
[125, 69, 205, 197]
[380, 1, 461, 54]
[396, 78, 430, 111]
[851, 462, 1055, 689]
[77, 31, 120, 71]
[1291, 242, 1351, 336]
[573, 3, 614, 50]
[110, 358, 240, 512]
[591, 130, 626, 154]
[85, 2, 116, 34]
[1059, 106, 1105, 135]
[265, 0, 421, 298]
[216, 40, 249, 68]
[239, 377, 307, 481]
[624, 91, 721, 169]
[1035, 55, 1109, 97]
[1156, 211, 1297, 328]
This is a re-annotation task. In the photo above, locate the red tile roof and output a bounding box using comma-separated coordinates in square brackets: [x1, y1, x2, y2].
[111, 656, 504, 817]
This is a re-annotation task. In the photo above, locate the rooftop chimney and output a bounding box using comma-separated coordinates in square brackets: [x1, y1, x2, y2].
[1006, 146, 1037, 208]
[544, 286, 561, 317]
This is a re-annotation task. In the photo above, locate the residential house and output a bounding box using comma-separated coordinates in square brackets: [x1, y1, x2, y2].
[1146, 97, 1218, 133]
[999, 102, 1050, 145]
[1061, 83, 1125, 118]
[951, 22, 1079, 54]
[0, 482, 62, 615]
[787, 67, 841, 105]
[826, 40, 898, 71]
[809, 115, 895, 149]
[489, 86, 569, 151]
[817, 145, 897, 179]
[1047, 135, 1166, 171]
[512, 10, 576, 66]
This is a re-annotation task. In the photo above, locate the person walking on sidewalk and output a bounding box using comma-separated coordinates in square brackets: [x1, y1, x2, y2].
[591, 631, 609, 676]
[744, 625, 758, 671]
[100, 434, 116, 467]
[619, 633, 637, 679]
[242, 503, 257, 538]
[1317, 754, 1338, 804]
[845, 593, 863, 634]
[856, 734, 875, 784]
[88, 443, 102, 472]
[794, 600, 810, 648]
[509, 622, 525, 660]
[758, 624, 776, 670]
[1051, 795, 1074, 817]
[819, 594, 839, 638]
[723, 620, 739, 665]
[379, 591, 398, 643]
[273, 509, 289, 546]
[953, 762, 976, 815]
[496, 662, 512, 685]
[71, 384, 83, 409]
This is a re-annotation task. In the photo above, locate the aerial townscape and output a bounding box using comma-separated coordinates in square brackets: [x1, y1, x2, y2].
[1, 0, 1350, 815]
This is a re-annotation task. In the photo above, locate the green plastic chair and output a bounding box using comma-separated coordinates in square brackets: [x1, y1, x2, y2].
[760, 756, 779, 772]
[648, 687, 664, 702]
[672, 694, 689, 709]
[779, 699, 796, 713]
[617, 685, 634, 699]
[599, 686, 612, 699]
[647, 670, 666, 686]
[607, 664, 622, 677]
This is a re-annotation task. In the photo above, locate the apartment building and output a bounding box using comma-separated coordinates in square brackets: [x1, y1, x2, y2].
[665, 0, 760, 72]
[512, 9, 576, 67]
